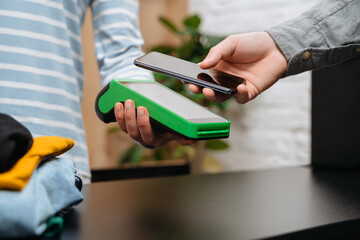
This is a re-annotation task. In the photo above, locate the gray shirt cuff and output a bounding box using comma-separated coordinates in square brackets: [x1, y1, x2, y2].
[266, 0, 360, 77]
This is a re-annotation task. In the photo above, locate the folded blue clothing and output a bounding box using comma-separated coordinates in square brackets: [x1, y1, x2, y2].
[0, 157, 83, 237]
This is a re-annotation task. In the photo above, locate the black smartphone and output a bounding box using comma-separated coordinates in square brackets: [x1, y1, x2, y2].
[134, 52, 245, 95]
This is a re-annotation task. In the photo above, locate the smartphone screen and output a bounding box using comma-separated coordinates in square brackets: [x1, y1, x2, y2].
[134, 52, 245, 94]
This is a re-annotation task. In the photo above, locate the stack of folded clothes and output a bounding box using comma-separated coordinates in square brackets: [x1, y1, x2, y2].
[0, 113, 83, 238]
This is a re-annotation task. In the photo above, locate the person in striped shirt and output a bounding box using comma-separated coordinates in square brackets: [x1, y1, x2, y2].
[0, 0, 193, 184]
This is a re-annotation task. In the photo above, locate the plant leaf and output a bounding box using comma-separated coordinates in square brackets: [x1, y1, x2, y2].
[159, 16, 179, 34]
[107, 126, 120, 133]
[183, 15, 201, 28]
[205, 139, 229, 150]
[172, 145, 192, 159]
[205, 35, 226, 47]
[120, 145, 143, 163]
[150, 45, 177, 55]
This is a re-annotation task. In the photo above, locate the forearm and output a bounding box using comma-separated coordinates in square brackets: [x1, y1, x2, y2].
[91, 0, 153, 86]
[266, 0, 360, 77]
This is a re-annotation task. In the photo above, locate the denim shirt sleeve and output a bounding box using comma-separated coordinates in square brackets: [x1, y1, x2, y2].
[266, 0, 360, 77]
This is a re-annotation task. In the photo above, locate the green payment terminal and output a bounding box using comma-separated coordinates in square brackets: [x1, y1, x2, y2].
[95, 79, 230, 140]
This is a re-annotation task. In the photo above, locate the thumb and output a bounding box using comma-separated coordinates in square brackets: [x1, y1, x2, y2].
[199, 47, 222, 69]
[200, 35, 240, 69]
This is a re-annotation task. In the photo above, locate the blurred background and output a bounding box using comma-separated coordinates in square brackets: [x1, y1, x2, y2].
[82, 0, 321, 173]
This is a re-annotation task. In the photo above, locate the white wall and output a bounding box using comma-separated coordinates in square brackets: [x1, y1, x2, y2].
[189, 0, 321, 171]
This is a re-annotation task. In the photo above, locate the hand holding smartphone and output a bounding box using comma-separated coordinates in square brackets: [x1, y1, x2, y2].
[134, 52, 245, 95]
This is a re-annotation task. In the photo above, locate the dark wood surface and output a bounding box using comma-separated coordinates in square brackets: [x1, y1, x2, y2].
[90, 161, 190, 182]
[62, 166, 360, 240]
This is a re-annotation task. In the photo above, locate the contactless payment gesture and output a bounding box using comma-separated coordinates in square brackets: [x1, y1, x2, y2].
[134, 52, 245, 95]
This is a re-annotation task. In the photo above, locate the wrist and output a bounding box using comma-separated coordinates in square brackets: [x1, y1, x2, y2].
[264, 32, 288, 79]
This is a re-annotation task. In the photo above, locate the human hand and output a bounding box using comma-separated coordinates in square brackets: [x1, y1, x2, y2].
[114, 100, 196, 148]
[189, 32, 288, 104]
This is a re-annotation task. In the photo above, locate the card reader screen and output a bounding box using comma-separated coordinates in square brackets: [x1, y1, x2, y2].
[126, 82, 227, 123]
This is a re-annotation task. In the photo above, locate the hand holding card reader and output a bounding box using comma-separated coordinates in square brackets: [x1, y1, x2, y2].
[95, 79, 230, 140]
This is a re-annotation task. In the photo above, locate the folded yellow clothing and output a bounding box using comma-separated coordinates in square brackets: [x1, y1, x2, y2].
[0, 136, 74, 191]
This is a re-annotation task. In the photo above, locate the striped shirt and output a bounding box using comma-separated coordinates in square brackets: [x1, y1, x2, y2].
[0, 0, 153, 182]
